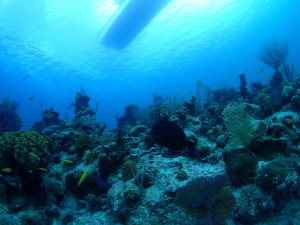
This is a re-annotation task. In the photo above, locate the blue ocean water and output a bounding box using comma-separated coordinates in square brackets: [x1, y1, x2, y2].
[0, 0, 299, 128]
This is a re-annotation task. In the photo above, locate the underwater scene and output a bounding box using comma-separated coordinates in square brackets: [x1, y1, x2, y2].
[1, 0, 300, 224]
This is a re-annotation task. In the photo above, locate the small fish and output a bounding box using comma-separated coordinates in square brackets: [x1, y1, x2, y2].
[222, 80, 228, 84]
[258, 67, 264, 74]
[28, 170, 33, 173]
[61, 159, 74, 164]
[22, 76, 28, 80]
[0, 174, 2, 177]
[1, 168, 12, 173]
[38, 168, 48, 172]
[19, 123, 30, 126]
[29, 152, 40, 161]
[78, 170, 90, 186]
[265, 74, 273, 81]
[28, 96, 35, 101]
[2, 176, 22, 189]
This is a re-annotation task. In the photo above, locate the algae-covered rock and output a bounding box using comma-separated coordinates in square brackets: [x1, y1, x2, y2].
[75, 135, 94, 148]
[73, 116, 94, 133]
[176, 169, 189, 181]
[65, 169, 104, 198]
[216, 135, 229, 148]
[254, 93, 274, 118]
[185, 131, 198, 149]
[117, 104, 139, 127]
[122, 160, 137, 181]
[124, 183, 141, 203]
[282, 86, 295, 105]
[42, 125, 61, 137]
[74, 89, 91, 114]
[129, 125, 148, 137]
[149, 104, 169, 125]
[234, 184, 274, 224]
[291, 94, 300, 109]
[174, 163, 228, 207]
[224, 148, 258, 187]
[182, 96, 197, 116]
[211, 188, 236, 225]
[7, 193, 28, 213]
[42, 108, 60, 126]
[21, 213, 51, 225]
[255, 158, 296, 192]
[185, 205, 209, 218]
[107, 181, 128, 222]
[250, 136, 289, 160]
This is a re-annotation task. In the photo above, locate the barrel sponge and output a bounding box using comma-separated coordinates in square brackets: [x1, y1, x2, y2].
[0, 131, 52, 171]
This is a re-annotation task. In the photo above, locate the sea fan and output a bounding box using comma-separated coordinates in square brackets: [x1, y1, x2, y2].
[222, 102, 256, 147]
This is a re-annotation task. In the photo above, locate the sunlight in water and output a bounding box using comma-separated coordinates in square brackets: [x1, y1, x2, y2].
[95, 0, 119, 20]
[94, 0, 237, 24]
[169, 0, 237, 16]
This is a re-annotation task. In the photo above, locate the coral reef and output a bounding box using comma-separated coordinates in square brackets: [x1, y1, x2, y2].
[1, 61, 300, 225]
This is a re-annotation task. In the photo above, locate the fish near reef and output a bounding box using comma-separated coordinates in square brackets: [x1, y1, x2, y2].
[258, 67, 264, 74]
[61, 159, 74, 164]
[78, 170, 90, 186]
[1, 168, 12, 173]
[150, 120, 186, 151]
[29, 152, 40, 161]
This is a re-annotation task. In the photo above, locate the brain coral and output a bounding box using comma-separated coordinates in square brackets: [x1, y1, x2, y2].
[0, 131, 52, 172]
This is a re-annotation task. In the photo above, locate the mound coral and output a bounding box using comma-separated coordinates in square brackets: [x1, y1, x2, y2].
[0, 131, 52, 175]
